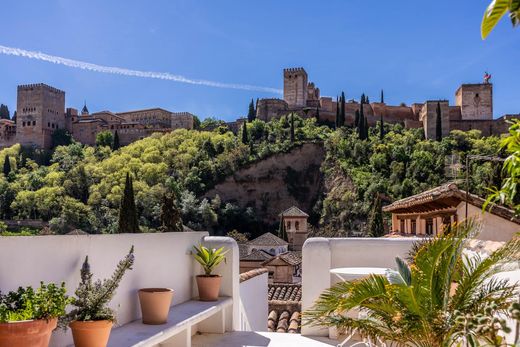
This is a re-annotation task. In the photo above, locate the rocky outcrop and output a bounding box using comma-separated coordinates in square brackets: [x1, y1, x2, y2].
[205, 143, 325, 224]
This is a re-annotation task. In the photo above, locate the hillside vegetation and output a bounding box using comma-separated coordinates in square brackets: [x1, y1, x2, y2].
[0, 114, 503, 237]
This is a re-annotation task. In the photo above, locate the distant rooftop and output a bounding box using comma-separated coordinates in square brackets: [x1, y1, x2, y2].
[248, 232, 288, 247]
[279, 206, 309, 218]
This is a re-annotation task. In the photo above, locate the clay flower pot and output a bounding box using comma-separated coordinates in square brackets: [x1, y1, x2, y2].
[138, 288, 174, 325]
[69, 320, 113, 347]
[0, 318, 57, 347]
[196, 275, 222, 301]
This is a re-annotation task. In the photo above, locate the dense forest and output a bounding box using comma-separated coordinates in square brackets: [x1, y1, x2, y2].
[0, 114, 504, 238]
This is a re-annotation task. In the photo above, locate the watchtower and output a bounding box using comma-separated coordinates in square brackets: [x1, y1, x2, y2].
[280, 206, 309, 251]
[283, 68, 308, 107]
[16, 83, 66, 149]
[455, 83, 493, 120]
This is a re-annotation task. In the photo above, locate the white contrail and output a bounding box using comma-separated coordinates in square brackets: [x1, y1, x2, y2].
[0, 44, 282, 94]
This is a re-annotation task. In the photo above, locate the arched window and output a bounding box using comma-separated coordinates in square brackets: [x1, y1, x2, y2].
[287, 221, 291, 230]
[295, 221, 299, 231]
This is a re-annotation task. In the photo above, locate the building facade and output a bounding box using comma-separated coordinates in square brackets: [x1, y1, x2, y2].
[256, 67, 519, 139]
[0, 83, 195, 149]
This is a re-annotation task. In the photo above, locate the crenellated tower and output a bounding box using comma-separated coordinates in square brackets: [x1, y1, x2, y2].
[283, 67, 308, 107]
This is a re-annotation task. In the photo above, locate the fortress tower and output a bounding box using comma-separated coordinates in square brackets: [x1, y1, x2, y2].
[16, 84, 66, 149]
[283, 68, 308, 107]
[455, 83, 493, 120]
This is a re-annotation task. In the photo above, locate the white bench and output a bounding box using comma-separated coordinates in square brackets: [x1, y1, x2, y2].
[107, 297, 233, 347]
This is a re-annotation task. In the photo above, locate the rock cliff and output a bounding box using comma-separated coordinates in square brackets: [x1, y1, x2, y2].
[205, 142, 325, 225]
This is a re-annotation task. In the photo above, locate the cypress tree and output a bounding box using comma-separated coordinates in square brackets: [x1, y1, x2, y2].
[379, 114, 384, 140]
[315, 106, 320, 122]
[380, 89, 384, 103]
[361, 93, 366, 104]
[0, 104, 9, 120]
[358, 96, 365, 139]
[160, 192, 183, 232]
[118, 172, 140, 233]
[368, 194, 385, 237]
[12, 111, 17, 123]
[290, 113, 295, 143]
[335, 96, 339, 128]
[241, 121, 248, 144]
[364, 114, 369, 140]
[3, 155, 11, 177]
[354, 110, 360, 128]
[339, 92, 346, 127]
[436, 102, 442, 142]
[112, 130, 120, 150]
[278, 217, 288, 242]
[366, 96, 370, 104]
[247, 99, 255, 122]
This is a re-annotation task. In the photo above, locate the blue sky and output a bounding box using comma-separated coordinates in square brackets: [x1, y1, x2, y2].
[0, 0, 518, 121]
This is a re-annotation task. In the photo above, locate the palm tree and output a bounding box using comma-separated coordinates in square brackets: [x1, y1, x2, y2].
[304, 220, 520, 345]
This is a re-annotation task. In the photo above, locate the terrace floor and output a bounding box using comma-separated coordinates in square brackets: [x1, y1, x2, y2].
[192, 331, 341, 346]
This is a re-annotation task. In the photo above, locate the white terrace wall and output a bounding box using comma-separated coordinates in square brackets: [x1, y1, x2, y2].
[239, 272, 268, 331]
[301, 237, 419, 336]
[0, 232, 241, 347]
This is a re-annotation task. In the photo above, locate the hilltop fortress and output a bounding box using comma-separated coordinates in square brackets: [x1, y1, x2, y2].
[256, 67, 519, 139]
[0, 83, 194, 149]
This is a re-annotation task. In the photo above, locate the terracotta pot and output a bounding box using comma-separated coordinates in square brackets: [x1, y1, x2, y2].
[196, 275, 222, 301]
[69, 320, 113, 347]
[0, 318, 57, 347]
[138, 288, 174, 324]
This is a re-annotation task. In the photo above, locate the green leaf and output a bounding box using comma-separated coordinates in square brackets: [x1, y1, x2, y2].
[481, 0, 510, 39]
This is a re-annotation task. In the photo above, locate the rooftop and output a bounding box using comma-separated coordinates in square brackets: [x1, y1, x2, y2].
[279, 206, 309, 218]
[248, 232, 289, 247]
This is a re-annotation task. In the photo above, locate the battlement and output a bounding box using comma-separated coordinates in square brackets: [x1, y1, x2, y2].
[284, 67, 307, 76]
[17, 83, 65, 95]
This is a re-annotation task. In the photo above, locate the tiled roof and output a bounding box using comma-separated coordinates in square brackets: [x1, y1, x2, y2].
[279, 206, 309, 217]
[268, 284, 302, 302]
[238, 244, 249, 259]
[383, 182, 520, 224]
[268, 310, 300, 333]
[247, 232, 288, 247]
[241, 249, 273, 261]
[239, 268, 268, 283]
[262, 251, 301, 266]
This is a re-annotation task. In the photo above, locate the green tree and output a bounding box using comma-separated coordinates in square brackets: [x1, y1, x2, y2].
[159, 192, 183, 232]
[354, 110, 360, 128]
[436, 102, 442, 142]
[335, 96, 340, 129]
[112, 131, 120, 150]
[380, 89, 384, 103]
[51, 129, 73, 149]
[305, 221, 520, 344]
[12, 111, 16, 123]
[379, 114, 384, 140]
[367, 194, 384, 237]
[247, 99, 256, 122]
[481, 0, 520, 38]
[315, 106, 320, 122]
[339, 92, 346, 127]
[290, 113, 295, 143]
[117, 173, 139, 233]
[3, 155, 11, 177]
[0, 104, 9, 120]
[241, 121, 248, 144]
[96, 131, 113, 148]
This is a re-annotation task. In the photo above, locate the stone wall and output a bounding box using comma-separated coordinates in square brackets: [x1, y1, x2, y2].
[205, 143, 325, 225]
[283, 68, 308, 107]
[420, 101, 450, 140]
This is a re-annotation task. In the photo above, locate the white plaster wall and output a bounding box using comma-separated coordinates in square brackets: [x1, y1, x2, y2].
[239, 273, 268, 332]
[457, 202, 520, 242]
[301, 237, 419, 336]
[0, 232, 221, 346]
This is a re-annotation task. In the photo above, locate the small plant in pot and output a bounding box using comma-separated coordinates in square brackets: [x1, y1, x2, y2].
[0, 282, 68, 347]
[64, 246, 134, 347]
[193, 244, 227, 301]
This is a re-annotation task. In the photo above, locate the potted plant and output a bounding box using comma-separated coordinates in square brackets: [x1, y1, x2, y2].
[65, 246, 134, 347]
[193, 244, 227, 301]
[0, 282, 68, 347]
[138, 288, 174, 325]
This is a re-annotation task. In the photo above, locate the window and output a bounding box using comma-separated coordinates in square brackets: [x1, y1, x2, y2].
[411, 220, 417, 235]
[295, 221, 299, 231]
[287, 221, 291, 229]
[32, 121, 36, 126]
[48, 122, 50, 127]
[400, 219, 405, 233]
[426, 219, 433, 236]
[22, 121, 26, 127]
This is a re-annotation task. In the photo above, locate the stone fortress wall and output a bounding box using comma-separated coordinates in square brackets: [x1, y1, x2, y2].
[257, 67, 519, 139]
[0, 84, 195, 149]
